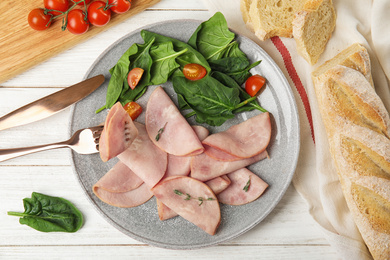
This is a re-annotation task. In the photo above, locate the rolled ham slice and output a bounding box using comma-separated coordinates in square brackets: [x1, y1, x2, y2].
[202, 112, 271, 160]
[93, 183, 153, 208]
[99, 102, 138, 162]
[145, 87, 204, 156]
[217, 168, 268, 205]
[191, 150, 268, 182]
[93, 161, 143, 193]
[118, 122, 167, 188]
[152, 176, 221, 235]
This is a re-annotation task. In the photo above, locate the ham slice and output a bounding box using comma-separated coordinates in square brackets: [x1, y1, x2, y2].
[118, 122, 167, 188]
[157, 125, 210, 221]
[202, 112, 271, 160]
[157, 175, 230, 221]
[93, 161, 143, 193]
[152, 176, 221, 235]
[93, 183, 153, 208]
[191, 150, 268, 182]
[99, 102, 138, 162]
[205, 175, 231, 195]
[217, 168, 268, 205]
[145, 87, 204, 156]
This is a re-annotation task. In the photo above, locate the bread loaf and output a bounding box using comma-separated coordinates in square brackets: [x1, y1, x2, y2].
[292, 0, 336, 65]
[312, 45, 390, 259]
[243, 0, 305, 41]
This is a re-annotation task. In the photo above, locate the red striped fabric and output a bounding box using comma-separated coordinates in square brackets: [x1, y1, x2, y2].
[271, 36, 315, 143]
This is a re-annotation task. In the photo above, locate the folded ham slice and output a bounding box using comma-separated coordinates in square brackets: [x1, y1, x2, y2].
[202, 112, 271, 160]
[191, 150, 268, 182]
[205, 175, 231, 195]
[152, 176, 221, 235]
[157, 125, 210, 221]
[145, 87, 204, 156]
[118, 122, 167, 188]
[99, 102, 138, 162]
[217, 168, 268, 205]
[93, 183, 153, 208]
[93, 161, 143, 193]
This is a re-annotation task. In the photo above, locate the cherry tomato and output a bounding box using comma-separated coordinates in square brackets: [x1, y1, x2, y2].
[88, 1, 111, 27]
[67, 9, 89, 35]
[77, 0, 91, 6]
[127, 68, 144, 90]
[109, 0, 132, 14]
[28, 8, 52, 31]
[123, 101, 142, 120]
[245, 75, 266, 97]
[44, 0, 70, 16]
[183, 63, 207, 81]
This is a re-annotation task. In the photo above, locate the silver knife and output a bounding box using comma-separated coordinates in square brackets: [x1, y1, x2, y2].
[0, 74, 105, 131]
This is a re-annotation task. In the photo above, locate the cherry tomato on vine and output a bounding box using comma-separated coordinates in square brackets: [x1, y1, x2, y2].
[108, 0, 132, 14]
[127, 68, 144, 90]
[244, 75, 266, 97]
[28, 8, 52, 31]
[123, 101, 142, 120]
[88, 1, 111, 27]
[183, 63, 207, 81]
[67, 9, 89, 35]
[44, 0, 70, 16]
[77, 0, 91, 6]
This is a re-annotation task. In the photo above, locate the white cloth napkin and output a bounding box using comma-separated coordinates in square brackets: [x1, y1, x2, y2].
[202, 0, 390, 259]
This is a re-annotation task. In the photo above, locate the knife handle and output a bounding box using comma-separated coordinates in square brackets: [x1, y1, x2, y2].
[0, 142, 68, 162]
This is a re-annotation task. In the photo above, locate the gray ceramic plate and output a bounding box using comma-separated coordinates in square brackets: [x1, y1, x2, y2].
[70, 19, 300, 249]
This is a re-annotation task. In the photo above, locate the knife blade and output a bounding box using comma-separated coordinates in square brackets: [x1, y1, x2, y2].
[0, 74, 105, 131]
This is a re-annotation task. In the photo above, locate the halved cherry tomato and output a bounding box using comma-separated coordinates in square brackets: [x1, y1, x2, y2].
[67, 9, 89, 35]
[108, 0, 131, 14]
[44, 0, 70, 16]
[183, 63, 207, 81]
[88, 1, 111, 27]
[127, 68, 144, 90]
[245, 75, 266, 97]
[28, 8, 52, 31]
[123, 101, 142, 120]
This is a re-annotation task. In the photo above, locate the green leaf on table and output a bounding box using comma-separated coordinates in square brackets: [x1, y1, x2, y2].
[8, 192, 83, 233]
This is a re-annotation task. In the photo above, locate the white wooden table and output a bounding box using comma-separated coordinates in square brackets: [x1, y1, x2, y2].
[0, 1, 339, 258]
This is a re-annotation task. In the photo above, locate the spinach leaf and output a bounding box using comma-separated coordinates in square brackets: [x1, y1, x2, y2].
[172, 70, 239, 126]
[188, 12, 235, 61]
[8, 192, 83, 233]
[96, 37, 155, 113]
[212, 71, 267, 113]
[141, 30, 211, 71]
[149, 42, 188, 85]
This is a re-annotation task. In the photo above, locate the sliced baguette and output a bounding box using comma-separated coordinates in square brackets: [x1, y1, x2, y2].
[240, 0, 254, 32]
[292, 0, 336, 65]
[312, 43, 374, 87]
[247, 0, 305, 41]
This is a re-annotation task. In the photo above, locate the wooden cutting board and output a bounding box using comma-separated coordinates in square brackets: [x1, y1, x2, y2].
[0, 0, 160, 83]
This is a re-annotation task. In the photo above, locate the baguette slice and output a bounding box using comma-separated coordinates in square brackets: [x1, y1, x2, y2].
[292, 0, 336, 65]
[247, 0, 305, 41]
[332, 123, 390, 260]
[312, 43, 374, 86]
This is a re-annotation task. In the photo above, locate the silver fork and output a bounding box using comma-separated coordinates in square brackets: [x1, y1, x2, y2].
[0, 125, 104, 162]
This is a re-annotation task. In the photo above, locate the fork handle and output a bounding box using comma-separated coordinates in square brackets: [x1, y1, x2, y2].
[0, 142, 68, 162]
